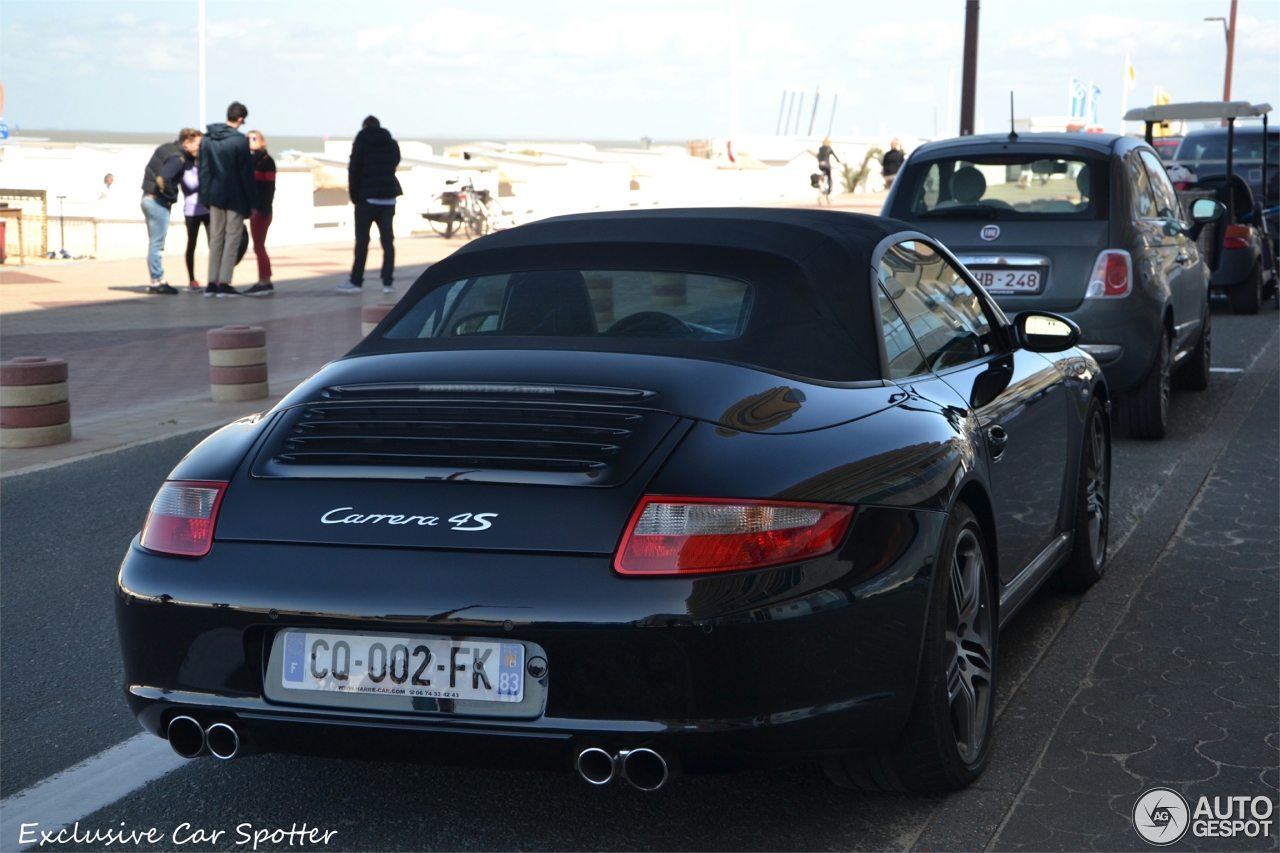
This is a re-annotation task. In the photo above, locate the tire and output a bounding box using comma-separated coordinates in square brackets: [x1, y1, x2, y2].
[1117, 331, 1170, 440]
[823, 503, 995, 793]
[1052, 400, 1110, 592]
[1174, 307, 1211, 391]
[1228, 262, 1262, 315]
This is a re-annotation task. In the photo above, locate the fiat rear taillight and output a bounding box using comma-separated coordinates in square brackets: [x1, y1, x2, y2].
[615, 497, 855, 575]
[1223, 225, 1251, 250]
[140, 481, 228, 557]
[1084, 249, 1132, 299]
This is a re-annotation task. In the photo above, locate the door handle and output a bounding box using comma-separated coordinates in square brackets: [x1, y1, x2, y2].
[987, 425, 1009, 460]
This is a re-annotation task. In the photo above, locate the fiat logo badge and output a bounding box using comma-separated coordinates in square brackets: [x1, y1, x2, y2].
[980, 224, 1000, 241]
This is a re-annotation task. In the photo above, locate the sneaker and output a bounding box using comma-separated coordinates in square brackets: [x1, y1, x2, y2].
[336, 280, 362, 294]
[204, 282, 218, 298]
[215, 283, 243, 298]
[382, 283, 396, 294]
[148, 282, 179, 295]
[188, 280, 202, 293]
[244, 282, 275, 297]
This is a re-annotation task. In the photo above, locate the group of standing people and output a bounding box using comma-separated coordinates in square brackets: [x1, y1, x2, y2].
[141, 103, 406, 297]
[140, 101, 276, 297]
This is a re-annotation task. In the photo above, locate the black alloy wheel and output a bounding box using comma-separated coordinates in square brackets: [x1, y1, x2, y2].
[1119, 332, 1170, 440]
[823, 502, 995, 792]
[944, 526, 995, 766]
[1054, 399, 1110, 591]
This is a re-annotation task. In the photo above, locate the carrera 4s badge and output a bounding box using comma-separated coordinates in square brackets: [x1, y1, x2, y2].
[320, 508, 498, 531]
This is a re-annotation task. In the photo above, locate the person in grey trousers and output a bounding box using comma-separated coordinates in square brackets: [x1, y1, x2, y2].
[197, 101, 259, 297]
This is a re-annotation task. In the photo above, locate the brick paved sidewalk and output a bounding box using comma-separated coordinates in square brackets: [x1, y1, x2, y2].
[992, 371, 1279, 851]
[0, 235, 468, 475]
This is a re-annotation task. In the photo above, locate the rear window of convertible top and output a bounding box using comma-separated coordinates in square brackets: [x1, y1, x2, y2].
[378, 265, 880, 383]
[386, 270, 753, 342]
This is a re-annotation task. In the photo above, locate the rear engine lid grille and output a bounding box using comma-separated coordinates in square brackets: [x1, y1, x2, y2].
[253, 402, 678, 485]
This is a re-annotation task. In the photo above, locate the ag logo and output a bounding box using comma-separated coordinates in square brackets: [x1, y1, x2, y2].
[980, 224, 1000, 241]
[1133, 787, 1190, 845]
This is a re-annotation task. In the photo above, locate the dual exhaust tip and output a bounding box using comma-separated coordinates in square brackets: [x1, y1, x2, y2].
[576, 747, 672, 791]
[167, 716, 246, 760]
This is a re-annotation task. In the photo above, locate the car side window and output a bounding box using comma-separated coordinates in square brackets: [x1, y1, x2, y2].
[876, 284, 929, 378]
[1128, 152, 1159, 219]
[1139, 149, 1183, 221]
[879, 240, 994, 371]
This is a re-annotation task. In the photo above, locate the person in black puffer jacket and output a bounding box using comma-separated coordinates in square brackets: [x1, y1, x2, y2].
[339, 116, 403, 294]
[198, 101, 259, 297]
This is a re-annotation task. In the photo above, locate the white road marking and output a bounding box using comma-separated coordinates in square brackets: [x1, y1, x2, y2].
[0, 733, 188, 850]
[1209, 367, 1244, 373]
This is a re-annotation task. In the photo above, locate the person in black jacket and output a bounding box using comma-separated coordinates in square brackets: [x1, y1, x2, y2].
[243, 130, 277, 296]
[882, 138, 905, 189]
[338, 115, 402, 294]
[139, 129, 202, 294]
[198, 101, 259, 297]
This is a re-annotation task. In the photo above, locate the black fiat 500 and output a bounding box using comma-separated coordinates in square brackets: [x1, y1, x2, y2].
[116, 209, 1110, 793]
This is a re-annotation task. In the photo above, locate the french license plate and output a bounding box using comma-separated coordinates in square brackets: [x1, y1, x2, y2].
[970, 267, 1044, 294]
[280, 631, 525, 703]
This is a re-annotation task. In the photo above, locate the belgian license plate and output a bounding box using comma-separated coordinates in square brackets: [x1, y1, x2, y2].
[280, 631, 525, 703]
[971, 267, 1043, 294]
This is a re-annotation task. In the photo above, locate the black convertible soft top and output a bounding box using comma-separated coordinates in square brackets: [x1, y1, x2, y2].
[354, 208, 909, 382]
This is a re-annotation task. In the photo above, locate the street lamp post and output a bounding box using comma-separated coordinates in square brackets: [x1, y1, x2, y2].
[1206, 0, 1238, 125]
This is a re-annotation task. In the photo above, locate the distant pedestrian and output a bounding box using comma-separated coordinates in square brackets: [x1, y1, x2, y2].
[198, 101, 259, 298]
[816, 137, 841, 200]
[179, 130, 209, 292]
[338, 115, 402, 294]
[882, 138, 905, 190]
[243, 130, 276, 296]
[139, 133, 190, 294]
[98, 173, 114, 202]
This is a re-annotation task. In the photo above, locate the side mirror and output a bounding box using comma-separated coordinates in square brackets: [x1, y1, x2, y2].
[1191, 198, 1226, 223]
[1014, 312, 1080, 353]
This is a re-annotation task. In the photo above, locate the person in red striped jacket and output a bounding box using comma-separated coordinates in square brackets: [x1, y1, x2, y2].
[244, 130, 276, 296]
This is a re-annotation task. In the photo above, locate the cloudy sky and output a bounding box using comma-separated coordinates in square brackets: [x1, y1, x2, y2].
[4, 0, 1277, 140]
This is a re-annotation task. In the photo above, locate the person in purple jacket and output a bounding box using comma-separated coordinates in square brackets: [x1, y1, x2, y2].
[179, 130, 209, 292]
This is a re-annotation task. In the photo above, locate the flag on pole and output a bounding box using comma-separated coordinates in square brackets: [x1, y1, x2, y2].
[1125, 57, 1136, 89]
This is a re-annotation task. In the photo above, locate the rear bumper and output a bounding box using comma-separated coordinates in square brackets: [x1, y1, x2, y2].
[115, 508, 945, 772]
[1210, 245, 1261, 287]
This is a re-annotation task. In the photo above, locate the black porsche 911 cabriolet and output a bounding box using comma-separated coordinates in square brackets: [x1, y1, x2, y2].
[116, 208, 1110, 793]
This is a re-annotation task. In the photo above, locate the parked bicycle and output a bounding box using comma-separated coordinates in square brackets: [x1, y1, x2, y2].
[421, 178, 510, 239]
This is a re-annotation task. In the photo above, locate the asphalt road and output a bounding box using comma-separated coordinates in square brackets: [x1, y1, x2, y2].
[1, 300, 1275, 851]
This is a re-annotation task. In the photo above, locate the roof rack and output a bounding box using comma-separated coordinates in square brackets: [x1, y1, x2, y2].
[1123, 100, 1272, 123]
[1124, 100, 1272, 186]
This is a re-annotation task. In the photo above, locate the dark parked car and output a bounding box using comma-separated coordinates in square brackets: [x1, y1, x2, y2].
[116, 209, 1111, 794]
[1173, 126, 1278, 312]
[884, 132, 1222, 440]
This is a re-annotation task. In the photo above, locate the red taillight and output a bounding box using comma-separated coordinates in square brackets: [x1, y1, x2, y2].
[1085, 250, 1132, 298]
[615, 497, 855, 575]
[140, 481, 228, 557]
[1224, 224, 1251, 250]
